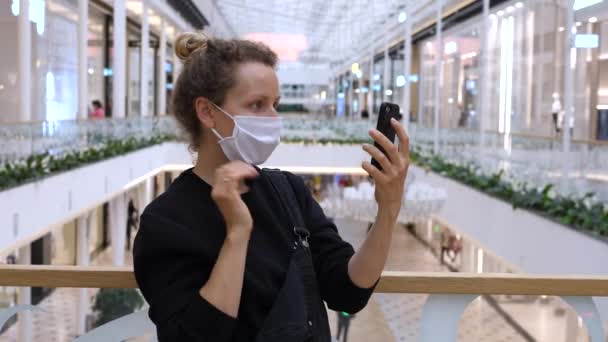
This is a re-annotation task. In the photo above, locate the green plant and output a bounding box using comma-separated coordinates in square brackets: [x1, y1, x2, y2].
[410, 147, 608, 237]
[0, 134, 175, 192]
[91, 288, 144, 328]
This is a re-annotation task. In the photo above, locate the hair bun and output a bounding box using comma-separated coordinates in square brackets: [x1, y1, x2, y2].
[175, 32, 208, 60]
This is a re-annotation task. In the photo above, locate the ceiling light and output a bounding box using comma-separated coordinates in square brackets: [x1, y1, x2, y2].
[149, 15, 162, 26]
[515, 2, 524, 8]
[385, 89, 393, 96]
[126, 1, 143, 15]
[497, 10, 505, 16]
[166, 26, 175, 37]
[396, 75, 406, 87]
[576, 21, 582, 26]
[589, 17, 598, 23]
[559, 26, 565, 31]
[444, 41, 458, 55]
[506, 6, 515, 12]
[398, 12, 407, 23]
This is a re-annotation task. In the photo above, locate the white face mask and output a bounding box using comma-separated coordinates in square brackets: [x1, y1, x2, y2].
[210, 103, 282, 165]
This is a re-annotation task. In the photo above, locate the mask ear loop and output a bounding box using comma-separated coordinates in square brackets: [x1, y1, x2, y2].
[210, 102, 236, 140]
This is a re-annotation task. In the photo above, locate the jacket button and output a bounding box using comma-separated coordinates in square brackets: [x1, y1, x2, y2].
[308, 321, 313, 326]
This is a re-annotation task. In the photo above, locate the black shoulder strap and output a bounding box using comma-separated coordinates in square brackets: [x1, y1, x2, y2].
[263, 168, 305, 229]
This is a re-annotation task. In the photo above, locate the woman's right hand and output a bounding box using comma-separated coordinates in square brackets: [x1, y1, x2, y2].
[211, 161, 259, 239]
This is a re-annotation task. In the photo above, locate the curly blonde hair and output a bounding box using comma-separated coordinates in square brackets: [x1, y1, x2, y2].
[172, 32, 278, 150]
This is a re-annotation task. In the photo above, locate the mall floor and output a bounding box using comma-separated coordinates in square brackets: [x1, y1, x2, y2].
[0, 219, 586, 342]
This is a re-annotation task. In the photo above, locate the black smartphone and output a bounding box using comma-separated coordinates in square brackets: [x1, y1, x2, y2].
[371, 102, 402, 171]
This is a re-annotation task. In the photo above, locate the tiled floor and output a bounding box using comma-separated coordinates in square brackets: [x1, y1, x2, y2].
[332, 218, 524, 342]
[0, 219, 593, 341]
[0, 247, 135, 342]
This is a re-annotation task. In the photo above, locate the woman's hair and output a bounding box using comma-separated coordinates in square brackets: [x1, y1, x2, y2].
[92, 100, 102, 108]
[172, 32, 278, 150]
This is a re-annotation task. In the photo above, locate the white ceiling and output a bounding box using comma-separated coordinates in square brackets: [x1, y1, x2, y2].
[214, 0, 415, 64]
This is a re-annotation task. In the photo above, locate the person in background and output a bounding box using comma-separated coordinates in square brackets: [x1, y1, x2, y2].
[336, 311, 355, 342]
[440, 228, 450, 265]
[551, 93, 562, 134]
[126, 199, 139, 251]
[361, 109, 369, 119]
[90, 100, 105, 119]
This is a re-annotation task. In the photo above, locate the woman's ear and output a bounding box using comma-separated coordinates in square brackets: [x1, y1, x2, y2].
[194, 97, 215, 129]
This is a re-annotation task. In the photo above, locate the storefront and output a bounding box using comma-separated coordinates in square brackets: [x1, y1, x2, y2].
[372, 56, 384, 114]
[414, 0, 608, 141]
[0, 0, 176, 122]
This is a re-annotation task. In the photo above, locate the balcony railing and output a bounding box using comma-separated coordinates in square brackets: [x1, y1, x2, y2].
[0, 265, 606, 341]
[0, 117, 178, 164]
[2, 116, 607, 201]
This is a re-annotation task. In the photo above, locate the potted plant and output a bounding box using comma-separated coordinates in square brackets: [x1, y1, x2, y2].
[91, 288, 144, 328]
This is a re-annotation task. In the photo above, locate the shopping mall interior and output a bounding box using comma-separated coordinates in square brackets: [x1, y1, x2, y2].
[0, 0, 607, 341]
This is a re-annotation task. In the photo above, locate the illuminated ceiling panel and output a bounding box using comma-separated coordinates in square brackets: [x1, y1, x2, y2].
[215, 0, 470, 64]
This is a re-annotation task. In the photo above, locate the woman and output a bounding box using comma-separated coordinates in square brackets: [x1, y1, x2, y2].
[133, 32, 410, 341]
[90, 100, 105, 119]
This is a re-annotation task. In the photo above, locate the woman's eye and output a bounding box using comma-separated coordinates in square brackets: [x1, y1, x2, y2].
[251, 102, 262, 110]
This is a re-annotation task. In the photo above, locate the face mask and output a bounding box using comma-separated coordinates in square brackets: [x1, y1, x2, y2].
[210, 103, 282, 165]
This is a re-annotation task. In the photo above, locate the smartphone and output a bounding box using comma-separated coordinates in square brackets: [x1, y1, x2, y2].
[371, 102, 402, 171]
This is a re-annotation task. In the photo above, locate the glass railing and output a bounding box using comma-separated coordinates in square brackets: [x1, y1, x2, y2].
[0, 265, 605, 341]
[0, 117, 178, 165]
[408, 125, 608, 202]
[2, 116, 607, 201]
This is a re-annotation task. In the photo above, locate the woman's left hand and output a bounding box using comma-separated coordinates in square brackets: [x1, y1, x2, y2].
[362, 118, 410, 219]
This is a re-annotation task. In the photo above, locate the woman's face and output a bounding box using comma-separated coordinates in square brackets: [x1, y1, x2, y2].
[206, 62, 280, 139]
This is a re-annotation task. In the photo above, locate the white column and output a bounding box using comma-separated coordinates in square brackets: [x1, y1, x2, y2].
[348, 72, 354, 116]
[367, 51, 374, 115]
[383, 45, 390, 102]
[140, 1, 149, 117]
[136, 178, 153, 212]
[78, 0, 88, 119]
[18, 0, 31, 122]
[173, 42, 181, 83]
[433, 0, 443, 154]
[110, 195, 127, 266]
[76, 213, 91, 335]
[17, 245, 31, 342]
[478, 0, 490, 155]
[112, 0, 127, 118]
[562, 0, 575, 192]
[403, 12, 413, 131]
[357, 72, 365, 119]
[136, 183, 146, 213]
[157, 173, 166, 197]
[146, 177, 154, 204]
[157, 19, 167, 116]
